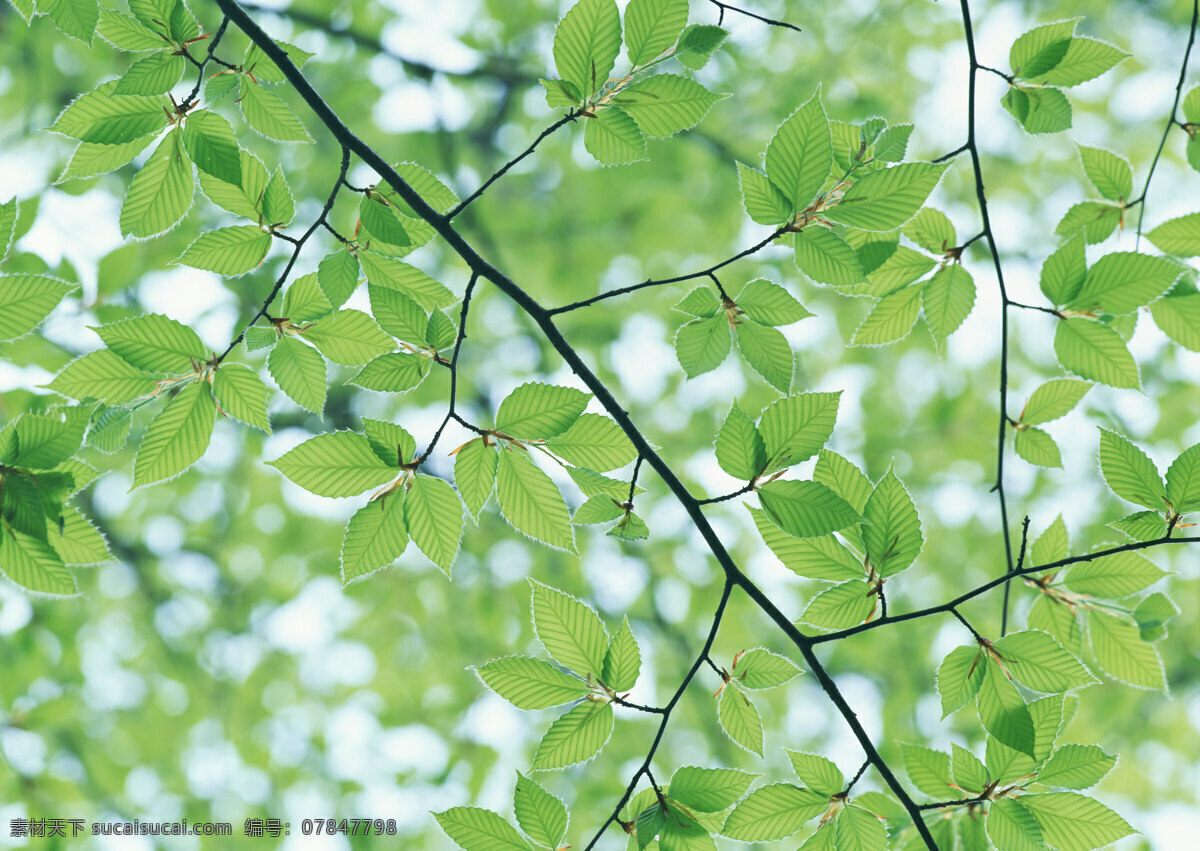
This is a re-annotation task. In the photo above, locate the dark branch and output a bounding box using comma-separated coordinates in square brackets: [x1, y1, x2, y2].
[419, 273, 480, 464]
[707, 0, 803, 32]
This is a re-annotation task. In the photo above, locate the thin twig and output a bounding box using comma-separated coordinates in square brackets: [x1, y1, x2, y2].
[707, 0, 803, 32]
[419, 273, 480, 463]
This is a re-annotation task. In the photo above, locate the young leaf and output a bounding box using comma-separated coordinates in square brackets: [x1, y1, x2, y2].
[623, 0, 688, 67]
[475, 656, 588, 710]
[1040, 234, 1087, 305]
[1053, 318, 1139, 389]
[674, 24, 728, 70]
[1108, 510, 1168, 542]
[583, 107, 648, 166]
[1150, 289, 1200, 350]
[496, 383, 590, 440]
[1132, 592, 1178, 642]
[759, 480, 861, 539]
[735, 279, 813, 326]
[905, 207, 956, 254]
[1145, 212, 1200, 256]
[281, 272, 333, 324]
[0, 526, 77, 596]
[212, 364, 271, 433]
[179, 109, 241, 187]
[826, 163, 950, 232]
[340, 493, 409, 584]
[867, 245, 935, 297]
[404, 474, 463, 574]
[1098, 428, 1165, 509]
[1020, 793, 1134, 851]
[1020, 379, 1090, 424]
[1055, 201, 1121, 244]
[514, 773, 569, 849]
[239, 80, 313, 142]
[722, 783, 827, 841]
[47, 350, 157, 404]
[618, 74, 727, 138]
[993, 630, 1097, 693]
[262, 168, 294, 226]
[785, 751, 842, 797]
[669, 766, 758, 813]
[197, 150, 269, 220]
[120, 130, 194, 239]
[734, 648, 803, 689]
[113, 51, 185, 96]
[132, 383, 217, 488]
[1034, 38, 1128, 87]
[676, 315, 731, 377]
[0, 274, 77, 341]
[862, 467, 922, 576]
[530, 579, 607, 677]
[268, 336, 326, 413]
[573, 495, 624, 524]
[176, 225, 272, 277]
[1063, 551, 1165, 598]
[986, 797, 1043, 851]
[717, 683, 763, 756]
[48, 505, 111, 566]
[922, 264, 975, 342]
[977, 659, 1036, 757]
[552, 0, 621, 99]
[1015, 426, 1063, 468]
[851, 285, 923, 346]
[495, 452, 577, 552]
[434, 807, 531, 851]
[454, 438, 498, 519]
[765, 90, 833, 211]
[601, 616, 641, 692]
[794, 227, 866, 286]
[675, 286, 721, 317]
[813, 449, 873, 514]
[800, 579, 875, 630]
[607, 511, 648, 541]
[715, 403, 767, 481]
[303, 310, 395, 365]
[51, 84, 167, 144]
[937, 644, 985, 717]
[1077, 146, 1132, 202]
[544, 414, 637, 471]
[317, 248, 361, 309]
[748, 507, 863, 581]
[739, 163, 793, 226]
[759, 391, 841, 471]
[1088, 610, 1166, 690]
[902, 744, 953, 798]
[348, 352, 430, 394]
[269, 433, 395, 501]
[736, 320, 793, 392]
[1067, 252, 1181, 316]
[1166, 441, 1200, 514]
[1037, 744, 1116, 789]
[531, 699, 614, 770]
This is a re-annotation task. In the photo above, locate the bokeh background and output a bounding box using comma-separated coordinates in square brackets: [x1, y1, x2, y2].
[1, 0, 1198, 847]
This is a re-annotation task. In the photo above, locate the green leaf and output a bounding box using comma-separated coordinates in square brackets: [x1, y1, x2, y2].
[904, 208, 956, 254]
[835, 805, 887, 851]
[867, 245, 935, 297]
[937, 644, 985, 717]
[759, 391, 841, 471]
[544, 414, 636, 471]
[977, 659, 1036, 757]
[47, 350, 157, 404]
[176, 225, 272, 277]
[863, 467, 922, 576]
[1133, 592, 1178, 642]
[532, 699, 614, 770]
[624, 0, 688, 66]
[97, 8, 164, 50]
[736, 279, 812, 326]
[0, 197, 15, 263]
[1067, 252, 1181, 315]
[435, 807, 531, 851]
[51, 84, 167, 144]
[618, 74, 726, 138]
[0, 274, 76, 341]
[607, 511, 648, 541]
[669, 766, 758, 813]
[239, 80, 313, 142]
[553, 0, 621, 98]
[48, 505, 111, 566]
[675, 286, 721, 317]
[404, 474, 463, 574]
[357, 250, 456, 310]
[86, 405, 133, 453]
[1167, 442, 1200, 514]
[0, 526, 77, 596]
[268, 336, 326, 413]
[1089, 610, 1165, 690]
[734, 648, 803, 690]
[601, 616, 641, 692]
[1021, 793, 1134, 851]
[738, 163, 793, 226]
[813, 449, 872, 514]
[132, 383, 216, 488]
[851, 285, 923, 346]
[514, 773, 569, 848]
[303, 310, 395, 366]
[1010, 19, 1080, 76]
[1038, 744, 1116, 789]
[765, 90, 833, 211]
[359, 192, 411, 247]
[922, 264, 975, 342]
[1010, 85, 1074, 134]
[95, 313, 208, 374]
[212, 364, 270, 433]
[1151, 291, 1200, 350]
[902, 744, 952, 798]
[281, 272, 332, 324]
[1145, 212, 1200, 256]
[718, 682, 762, 755]
[675, 315, 731, 377]
[1020, 379, 1091, 425]
[541, 79, 583, 107]
[573, 495, 624, 525]
[785, 751, 841, 797]
[715, 403, 767, 481]
[1053, 319, 1139, 389]
[113, 51, 185, 95]
[986, 797, 1043, 851]
[262, 168, 294, 226]
[1077, 146, 1132, 201]
[14, 408, 88, 469]
[794, 227, 867, 286]
[1032, 514, 1069, 566]
[495, 385, 587, 442]
[530, 579, 607, 677]
[318, 249, 361, 308]
[348, 352, 430, 394]
[735, 320, 793, 392]
[454, 439, 497, 519]
[198, 150, 269, 220]
[368, 283, 429, 344]
[1056, 201, 1122, 244]
[1015, 427, 1062, 468]
[993, 630, 1097, 693]
[827, 163, 949, 231]
[339, 493, 408, 584]
[362, 419, 415, 468]
[1098, 429, 1165, 509]
[120, 130, 194, 239]
[873, 124, 913, 163]
[179, 109, 242, 187]
[1063, 551, 1165, 598]
[1108, 510, 1167, 542]
[1034, 38, 1128, 87]
[243, 325, 276, 352]
[1040, 235, 1087, 306]
[242, 38, 314, 83]
[722, 783, 827, 841]
[426, 310, 457, 352]
[800, 579, 875, 630]
[584, 107, 648, 166]
[475, 656, 588, 709]
[759, 480, 861, 539]
[749, 507, 861, 581]
[674, 24, 728, 70]
[268, 431, 395, 498]
[568, 466, 642, 501]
